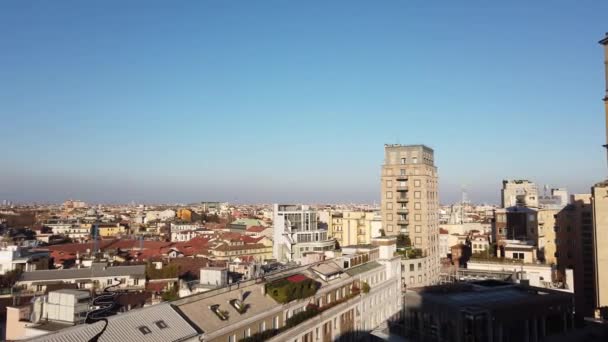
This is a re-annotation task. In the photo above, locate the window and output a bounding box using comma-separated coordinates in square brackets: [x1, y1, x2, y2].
[415, 237, 422, 245]
[414, 180, 421, 187]
[415, 225, 421, 233]
[386, 202, 393, 209]
[228, 335, 236, 342]
[387, 214, 393, 221]
[409, 264, 414, 271]
[414, 202, 421, 210]
[386, 180, 392, 187]
[138, 326, 152, 335]
[415, 214, 421, 221]
[386, 191, 393, 199]
[155, 320, 168, 329]
[246, 328, 251, 337]
[414, 191, 421, 199]
[400, 158, 406, 164]
[413, 157, 418, 164]
[259, 321, 266, 332]
[400, 169, 406, 175]
[273, 316, 279, 329]
[410, 276, 414, 284]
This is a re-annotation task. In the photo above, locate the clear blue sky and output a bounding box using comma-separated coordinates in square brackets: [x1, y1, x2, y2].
[1, 1, 607, 204]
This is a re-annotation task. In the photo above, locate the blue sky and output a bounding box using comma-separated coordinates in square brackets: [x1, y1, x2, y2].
[1, 1, 607, 204]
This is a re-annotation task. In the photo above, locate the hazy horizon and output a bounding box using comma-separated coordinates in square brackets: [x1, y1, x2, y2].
[1, 1, 607, 205]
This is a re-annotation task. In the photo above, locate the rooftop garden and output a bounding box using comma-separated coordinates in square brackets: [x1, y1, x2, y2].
[242, 284, 361, 342]
[265, 274, 320, 304]
[396, 248, 423, 259]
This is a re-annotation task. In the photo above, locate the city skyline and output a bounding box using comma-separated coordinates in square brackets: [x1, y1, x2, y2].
[2, 1, 608, 204]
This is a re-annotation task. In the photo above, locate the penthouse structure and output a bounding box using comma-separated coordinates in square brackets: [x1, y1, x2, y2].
[273, 204, 335, 263]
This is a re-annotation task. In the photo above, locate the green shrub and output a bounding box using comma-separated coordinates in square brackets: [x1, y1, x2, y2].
[361, 281, 370, 294]
[265, 277, 319, 303]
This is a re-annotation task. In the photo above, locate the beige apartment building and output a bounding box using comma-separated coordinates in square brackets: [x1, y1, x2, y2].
[328, 211, 379, 247]
[592, 182, 608, 319]
[380, 144, 440, 285]
[596, 33, 608, 319]
[536, 208, 558, 264]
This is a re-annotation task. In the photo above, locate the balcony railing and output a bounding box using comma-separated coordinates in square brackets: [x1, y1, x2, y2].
[396, 175, 408, 181]
[396, 197, 408, 203]
[396, 208, 408, 214]
[397, 219, 409, 225]
[263, 291, 362, 342]
[396, 186, 408, 191]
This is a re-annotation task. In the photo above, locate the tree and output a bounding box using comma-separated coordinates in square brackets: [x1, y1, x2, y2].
[396, 234, 411, 248]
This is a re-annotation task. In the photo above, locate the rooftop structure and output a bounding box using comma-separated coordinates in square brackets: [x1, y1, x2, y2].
[272, 204, 335, 263]
[403, 281, 574, 342]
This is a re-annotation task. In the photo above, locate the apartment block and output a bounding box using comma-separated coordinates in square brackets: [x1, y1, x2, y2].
[273, 204, 336, 263]
[380, 144, 440, 286]
[403, 281, 574, 342]
[591, 182, 608, 319]
[29, 238, 403, 342]
[501, 179, 539, 208]
[555, 194, 594, 319]
[328, 211, 379, 247]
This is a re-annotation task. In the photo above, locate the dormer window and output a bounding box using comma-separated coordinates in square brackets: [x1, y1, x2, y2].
[138, 326, 152, 335]
[155, 320, 168, 329]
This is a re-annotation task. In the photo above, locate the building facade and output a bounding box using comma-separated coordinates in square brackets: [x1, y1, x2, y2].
[328, 211, 378, 247]
[501, 179, 539, 208]
[273, 204, 335, 263]
[380, 144, 440, 285]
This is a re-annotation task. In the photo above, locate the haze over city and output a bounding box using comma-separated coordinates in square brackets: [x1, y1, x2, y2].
[1, 1, 608, 204]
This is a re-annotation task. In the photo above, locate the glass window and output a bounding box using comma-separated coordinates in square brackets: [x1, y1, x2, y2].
[386, 191, 393, 199]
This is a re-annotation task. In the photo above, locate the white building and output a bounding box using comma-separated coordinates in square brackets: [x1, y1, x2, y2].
[501, 179, 539, 208]
[171, 222, 201, 232]
[16, 263, 146, 293]
[171, 229, 211, 242]
[272, 204, 336, 263]
[470, 235, 490, 254]
[0, 246, 49, 275]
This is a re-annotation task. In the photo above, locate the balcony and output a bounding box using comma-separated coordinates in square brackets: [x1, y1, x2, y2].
[396, 186, 408, 191]
[396, 197, 408, 203]
[396, 175, 408, 181]
[396, 208, 408, 214]
[397, 219, 409, 226]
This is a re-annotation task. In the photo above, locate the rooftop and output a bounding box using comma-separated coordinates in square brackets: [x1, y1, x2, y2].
[25, 303, 198, 342]
[407, 282, 572, 312]
[19, 264, 145, 282]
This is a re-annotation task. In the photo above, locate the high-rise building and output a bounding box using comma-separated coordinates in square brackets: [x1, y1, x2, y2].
[273, 204, 336, 263]
[380, 144, 440, 285]
[501, 180, 539, 208]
